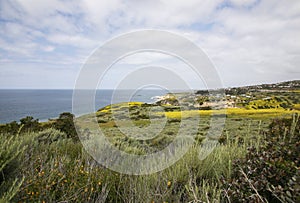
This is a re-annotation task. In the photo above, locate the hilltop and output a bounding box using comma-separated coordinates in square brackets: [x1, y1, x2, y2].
[155, 80, 300, 110]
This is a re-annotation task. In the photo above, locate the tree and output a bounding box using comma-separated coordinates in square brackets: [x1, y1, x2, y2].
[54, 112, 78, 141]
[19, 116, 40, 132]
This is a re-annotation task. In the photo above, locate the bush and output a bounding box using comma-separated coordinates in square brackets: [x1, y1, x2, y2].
[0, 132, 31, 202]
[36, 128, 66, 144]
[1, 121, 19, 134]
[222, 114, 300, 203]
[20, 116, 40, 132]
[54, 112, 78, 142]
[0, 134, 26, 183]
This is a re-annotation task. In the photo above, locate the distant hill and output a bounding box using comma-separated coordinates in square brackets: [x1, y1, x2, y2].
[157, 80, 300, 109]
[223, 80, 300, 95]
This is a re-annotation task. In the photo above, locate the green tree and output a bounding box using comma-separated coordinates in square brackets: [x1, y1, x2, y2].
[19, 116, 40, 132]
[54, 112, 78, 141]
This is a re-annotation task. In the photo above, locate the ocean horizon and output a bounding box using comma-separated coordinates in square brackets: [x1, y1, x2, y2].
[0, 89, 169, 124]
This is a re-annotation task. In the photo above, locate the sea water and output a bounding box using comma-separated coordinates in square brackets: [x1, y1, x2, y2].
[0, 89, 168, 124]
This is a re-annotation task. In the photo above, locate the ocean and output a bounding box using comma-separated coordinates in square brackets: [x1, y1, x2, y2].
[0, 89, 168, 124]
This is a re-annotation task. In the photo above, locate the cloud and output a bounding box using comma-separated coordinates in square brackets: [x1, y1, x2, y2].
[229, 0, 258, 7]
[182, 0, 300, 86]
[0, 0, 299, 88]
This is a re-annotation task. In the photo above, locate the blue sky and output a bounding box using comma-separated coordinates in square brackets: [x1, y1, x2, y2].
[0, 0, 300, 89]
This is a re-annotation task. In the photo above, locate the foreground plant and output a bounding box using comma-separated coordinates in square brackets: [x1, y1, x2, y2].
[0, 127, 28, 202]
[222, 114, 300, 203]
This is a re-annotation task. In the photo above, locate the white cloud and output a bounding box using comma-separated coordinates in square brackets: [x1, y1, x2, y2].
[43, 46, 55, 52]
[0, 0, 299, 88]
[229, 0, 258, 7]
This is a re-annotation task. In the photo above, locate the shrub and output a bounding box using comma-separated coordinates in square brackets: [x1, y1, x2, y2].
[222, 114, 300, 203]
[54, 112, 78, 142]
[0, 121, 19, 134]
[20, 116, 40, 132]
[36, 128, 66, 144]
[0, 134, 26, 184]
[0, 131, 31, 202]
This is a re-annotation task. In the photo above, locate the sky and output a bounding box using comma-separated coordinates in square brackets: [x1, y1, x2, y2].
[0, 0, 300, 89]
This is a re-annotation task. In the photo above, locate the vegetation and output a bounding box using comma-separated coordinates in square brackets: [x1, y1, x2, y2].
[0, 107, 299, 202]
[221, 115, 300, 203]
[0, 130, 28, 202]
[0, 81, 300, 202]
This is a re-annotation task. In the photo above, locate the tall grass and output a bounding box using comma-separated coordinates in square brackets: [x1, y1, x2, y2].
[0, 127, 30, 202]
[0, 113, 289, 202]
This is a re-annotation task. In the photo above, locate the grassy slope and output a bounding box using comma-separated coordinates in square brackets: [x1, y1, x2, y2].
[1, 97, 300, 202]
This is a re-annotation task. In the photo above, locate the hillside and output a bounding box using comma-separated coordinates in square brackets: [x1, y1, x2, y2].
[0, 80, 300, 202]
[155, 80, 300, 110]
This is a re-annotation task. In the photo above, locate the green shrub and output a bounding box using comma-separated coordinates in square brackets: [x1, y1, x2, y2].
[0, 131, 31, 202]
[54, 112, 78, 142]
[0, 121, 19, 134]
[20, 116, 40, 132]
[222, 114, 300, 203]
[36, 128, 66, 144]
